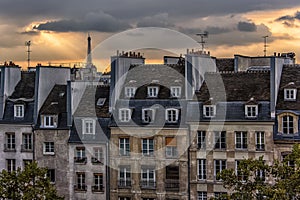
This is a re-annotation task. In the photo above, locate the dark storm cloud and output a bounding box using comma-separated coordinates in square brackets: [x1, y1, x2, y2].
[178, 26, 231, 35]
[34, 11, 131, 32]
[237, 21, 257, 32]
[276, 11, 300, 22]
[205, 26, 231, 35]
[136, 13, 175, 28]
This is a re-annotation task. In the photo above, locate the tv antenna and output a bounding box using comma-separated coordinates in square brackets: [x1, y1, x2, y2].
[25, 41, 31, 68]
[196, 31, 209, 52]
[263, 35, 268, 57]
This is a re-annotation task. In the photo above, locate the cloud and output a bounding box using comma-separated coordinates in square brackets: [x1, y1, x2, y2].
[34, 11, 131, 32]
[205, 26, 231, 35]
[276, 11, 300, 22]
[237, 21, 257, 32]
[136, 13, 174, 28]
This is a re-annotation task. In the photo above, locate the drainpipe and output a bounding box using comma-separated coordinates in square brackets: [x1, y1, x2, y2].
[106, 141, 110, 200]
[188, 124, 191, 200]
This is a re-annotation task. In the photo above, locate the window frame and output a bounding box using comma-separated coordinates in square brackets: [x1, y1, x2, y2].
[203, 105, 216, 118]
[214, 131, 226, 149]
[282, 115, 294, 134]
[14, 104, 24, 118]
[82, 118, 95, 135]
[125, 87, 136, 98]
[5, 132, 16, 151]
[93, 173, 104, 191]
[235, 131, 248, 150]
[119, 138, 130, 156]
[165, 108, 179, 123]
[7, 159, 16, 172]
[214, 159, 226, 181]
[75, 172, 86, 191]
[170, 86, 181, 98]
[47, 169, 56, 183]
[147, 86, 159, 98]
[197, 192, 208, 200]
[43, 142, 55, 155]
[118, 165, 131, 187]
[198, 159, 206, 180]
[142, 108, 155, 123]
[197, 131, 206, 149]
[141, 166, 156, 188]
[256, 132, 265, 151]
[142, 138, 154, 156]
[43, 115, 56, 128]
[284, 88, 297, 101]
[119, 108, 131, 122]
[245, 105, 258, 118]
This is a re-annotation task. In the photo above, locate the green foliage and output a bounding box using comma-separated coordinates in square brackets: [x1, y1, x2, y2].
[218, 144, 300, 200]
[0, 161, 64, 200]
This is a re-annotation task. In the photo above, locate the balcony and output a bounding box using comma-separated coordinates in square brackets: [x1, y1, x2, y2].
[21, 144, 32, 152]
[74, 184, 87, 191]
[74, 157, 87, 164]
[92, 185, 104, 192]
[118, 179, 131, 188]
[165, 179, 180, 191]
[256, 144, 265, 151]
[140, 180, 156, 189]
[4, 144, 16, 152]
[91, 157, 104, 164]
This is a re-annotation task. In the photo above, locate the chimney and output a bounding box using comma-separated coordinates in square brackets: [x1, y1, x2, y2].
[87, 33, 92, 65]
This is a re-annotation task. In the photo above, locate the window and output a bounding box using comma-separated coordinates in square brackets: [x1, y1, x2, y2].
[75, 147, 87, 163]
[93, 173, 104, 192]
[125, 87, 136, 98]
[165, 108, 179, 123]
[119, 109, 131, 122]
[142, 109, 155, 123]
[22, 133, 32, 151]
[148, 86, 159, 97]
[165, 137, 178, 158]
[119, 166, 131, 187]
[282, 115, 294, 134]
[7, 159, 16, 172]
[47, 169, 55, 183]
[83, 119, 95, 134]
[141, 166, 156, 189]
[165, 166, 179, 191]
[198, 192, 207, 200]
[142, 139, 154, 156]
[197, 131, 206, 149]
[214, 160, 226, 180]
[198, 159, 206, 180]
[92, 147, 103, 164]
[256, 132, 265, 151]
[245, 105, 258, 118]
[235, 131, 247, 149]
[14, 104, 24, 118]
[5, 133, 15, 151]
[43, 142, 54, 155]
[203, 105, 216, 118]
[170, 86, 181, 98]
[282, 154, 295, 168]
[75, 172, 86, 191]
[119, 138, 130, 156]
[256, 168, 266, 181]
[214, 131, 226, 149]
[284, 88, 297, 101]
[43, 115, 56, 128]
[236, 160, 247, 181]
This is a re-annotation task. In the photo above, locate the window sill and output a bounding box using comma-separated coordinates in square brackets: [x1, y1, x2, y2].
[4, 149, 16, 152]
[43, 152, 55, 156]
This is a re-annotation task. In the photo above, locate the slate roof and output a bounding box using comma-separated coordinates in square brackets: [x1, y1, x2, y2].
[9, 71, 35, 99]
[73, 85, 110, 118]
[195, 71, 270, 102]
[120, 64, 185, 99]
[216, 58, 235, 72]
[276, 65, 300, 110]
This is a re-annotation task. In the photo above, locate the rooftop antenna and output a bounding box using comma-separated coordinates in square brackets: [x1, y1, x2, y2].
[196, 31, 209, 52]
[25, 41, 31, 68]
[263, 35, 268, 57]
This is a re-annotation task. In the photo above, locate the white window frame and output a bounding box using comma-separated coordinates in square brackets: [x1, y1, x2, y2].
[197, 131, 206, 149]
[282, 115, 294, 134]
[245, 105, 258, 118]
[142, 138, 154, 156]
[284, 88, 297, 101]
[256, 132, 265, 151]
[93, 147, 103, 162]
[198, 159, 206, 180]
[214, 159, 226, 181]
[76, 172, 86, 190]
[197, 192, 208, 200]
[119, 108, 131, 122]
[125, 87, 136, 98]
[6, 133, 15, 150]
[82, 118, 95, 134]
[203, 105, 216, 118]
[76, 147, 86, 158]
[7, 159, 16, 172]
[119, 138, 130, 156]
[43, 115, 56, 128]
[22, 133, 32, 150]
[170, 86, 181, 98]
[235, 160, 247, 181]
[47, 169, 56, 183]
[93, 173, 104, 190]
[43, 142, 55, 155]
[14, 104, 24, 118]
[147, 86, 159, 98]
[165, 108, 179, 123]
[142, 108, 155, 123]
[235, 131, 248, 150]
[141, 166, 155, 184]
[119, 166, 131, 186]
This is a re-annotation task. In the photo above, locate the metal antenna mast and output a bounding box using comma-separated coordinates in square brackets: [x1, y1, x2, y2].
[196, 31, 209, 52]
[263, 35, 268, 57]
[25, 41, 31, 68]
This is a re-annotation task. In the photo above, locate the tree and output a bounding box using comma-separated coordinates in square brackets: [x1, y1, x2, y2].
[0, 161, 64, 200]
[217, 144, 300, 200]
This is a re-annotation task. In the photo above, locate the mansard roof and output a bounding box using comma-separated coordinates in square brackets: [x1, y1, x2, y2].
[9, 71, 35, 99]
[276, 65, 300, 110]
[195, 71, 270, 102]
[216, 58, 235, 72]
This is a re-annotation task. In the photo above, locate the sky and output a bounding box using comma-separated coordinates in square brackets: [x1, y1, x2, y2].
[1, 0, 300, 72]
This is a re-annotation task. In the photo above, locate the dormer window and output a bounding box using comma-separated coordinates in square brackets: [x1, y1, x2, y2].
[203, 105, 216, 118]
[170, 86, 181, 98]
[125, 87, 136, 98]
[148, 86, 159, 98]
[43, 115, 57, 128]
[14, 104, 24, 118]
[82, 119, 95, 134]
[142, 109, 155, 123]
[165, 108, 179, 123]
[284, 89, 297, 101]
[119, 108, 131, 122]
[245, 105, 258, 118]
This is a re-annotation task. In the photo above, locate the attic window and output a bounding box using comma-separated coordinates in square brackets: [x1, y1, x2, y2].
[125, 87, 136, 98]
[148, 86, 159, 98]
[203, 105, 216, 118]
[284, 89, 297, 101]
[82, 119, 95, 134]
[42, 115, 57, 128]
[14, 104, 24, 118]
[97, 98, 106, 106]
[245, 105, 258, 118]
[170, 86, 181, 98]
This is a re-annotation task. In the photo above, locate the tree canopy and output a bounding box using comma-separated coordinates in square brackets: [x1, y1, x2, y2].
[0, 161, 63, 200]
